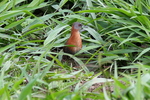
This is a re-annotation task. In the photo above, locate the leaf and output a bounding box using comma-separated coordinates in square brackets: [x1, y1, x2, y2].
[133, 47, 150, 62]
[0, 33, 21, 40]
[0, 10, 23, 21]
[18, 77, 38, 100]
[119, 38, 141, 46]
[0, 0, 26, 12]
[65, 15, 92, 22]
[29, 24, 47, 29]
[0, 41, 20, 53]
[44, 25, 68, 46]
[22, 12, 60, 32]
[101, 55, 119, 64]
[5, 16, 30, 29]
[77, 45, 100, 54]
[77, 77, 113, 91]
[2, 61, 11, 72]
[83, 26, 104, 42]
[86, 0, 98, 30]
[109, 49, 141, 54]
[0, 0, 10, 13]
[27, 0, 44, 7]
[103, 87, 111, 100]
[0, 55, 5, 67]
[59, 0, 68, 8]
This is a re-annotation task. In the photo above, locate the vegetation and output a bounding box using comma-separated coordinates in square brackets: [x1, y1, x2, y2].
[0, 0, 150, 99]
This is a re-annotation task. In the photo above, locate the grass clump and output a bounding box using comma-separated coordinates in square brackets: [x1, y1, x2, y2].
[0, 0, 150, 100]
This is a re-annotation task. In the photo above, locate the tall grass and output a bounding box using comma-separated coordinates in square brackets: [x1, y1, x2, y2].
[0, 0, 150, 99]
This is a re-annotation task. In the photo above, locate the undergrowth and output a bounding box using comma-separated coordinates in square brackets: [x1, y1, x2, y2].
[0, 0, 150, 100]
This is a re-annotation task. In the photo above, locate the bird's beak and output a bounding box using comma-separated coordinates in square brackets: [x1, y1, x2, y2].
[82, 25, 87, 28]
[80, 25, 88, 32]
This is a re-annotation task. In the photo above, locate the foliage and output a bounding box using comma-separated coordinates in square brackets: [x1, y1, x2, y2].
[0, 0, 150, 99]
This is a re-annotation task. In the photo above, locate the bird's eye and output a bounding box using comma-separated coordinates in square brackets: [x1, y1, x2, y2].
[78, 24, 82, 27]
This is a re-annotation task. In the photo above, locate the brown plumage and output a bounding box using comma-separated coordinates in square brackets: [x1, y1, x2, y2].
[63, 22, 82, 54]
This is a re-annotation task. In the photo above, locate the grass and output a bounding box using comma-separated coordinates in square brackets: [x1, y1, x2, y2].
[0, 0, 150, 99]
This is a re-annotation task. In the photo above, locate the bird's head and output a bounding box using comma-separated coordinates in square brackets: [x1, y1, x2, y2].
[72, 22, 82, 30]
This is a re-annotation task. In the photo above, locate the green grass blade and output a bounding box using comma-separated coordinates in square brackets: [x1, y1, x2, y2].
[133, 47, 150, 62]
[44, 25, 68, 46]
[0, 41, 20, 53]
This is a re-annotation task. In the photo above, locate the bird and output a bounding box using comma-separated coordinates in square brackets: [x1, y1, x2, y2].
[63, 22, 82, 54]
